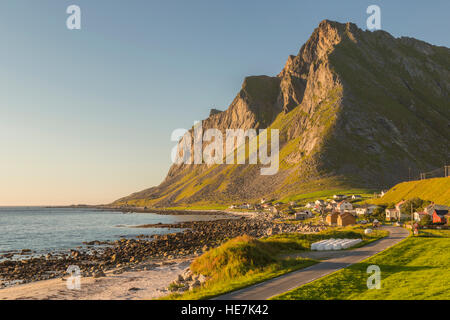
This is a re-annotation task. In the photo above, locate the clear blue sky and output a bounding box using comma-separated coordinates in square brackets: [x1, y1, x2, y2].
[0, 0, 448, 205]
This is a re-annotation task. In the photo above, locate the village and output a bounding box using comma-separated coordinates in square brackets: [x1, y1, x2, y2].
[229, 193, 450, 229]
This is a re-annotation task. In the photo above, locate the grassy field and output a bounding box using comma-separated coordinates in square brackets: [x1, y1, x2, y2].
[160, 226, 388, 300]
[279, 188, 374, 204]
[371, 177, 450, 206]
[273, 229, 450, 300]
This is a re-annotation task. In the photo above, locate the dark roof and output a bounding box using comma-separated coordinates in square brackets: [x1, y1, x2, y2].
[434, 209, 449, 217]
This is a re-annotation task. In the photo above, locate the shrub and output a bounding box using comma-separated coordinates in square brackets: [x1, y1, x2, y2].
[400, 197, 431, 215]
[419, 214, 432, 227]
[190, 236, 277, 281]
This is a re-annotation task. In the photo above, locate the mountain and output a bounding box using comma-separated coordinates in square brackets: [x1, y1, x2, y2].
[114, 20, 450, 208]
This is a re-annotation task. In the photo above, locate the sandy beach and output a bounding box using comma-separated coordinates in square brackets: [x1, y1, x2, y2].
[0, 257, 191, 300]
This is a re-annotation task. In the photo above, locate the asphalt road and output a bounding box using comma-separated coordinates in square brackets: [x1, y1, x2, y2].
[214, 226, 410, 300]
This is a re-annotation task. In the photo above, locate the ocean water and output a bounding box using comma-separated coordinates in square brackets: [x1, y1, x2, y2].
[0, 207, 222, 257]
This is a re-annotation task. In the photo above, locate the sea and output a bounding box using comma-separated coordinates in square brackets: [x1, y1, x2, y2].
[0, 206, 223, 259]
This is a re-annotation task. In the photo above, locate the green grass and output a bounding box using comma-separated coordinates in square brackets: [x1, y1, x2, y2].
[279, 188, 373, 204]
[160, 226, 388, 300]
[372, 177, 450, 206]
[273, 229, 450, 300]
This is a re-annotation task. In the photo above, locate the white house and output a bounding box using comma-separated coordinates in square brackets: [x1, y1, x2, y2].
[385, 208, 407, 221]
[413, 211, 429, 222]
[305, 202, 315, 208]
[333, 195, 346, 200]
[315, 200, 325, 206]
[239, 203, 252, 210]
[337, 201, 353, 213]
[352, 195, 362, 200]
[355, 205, 377, 216]
[356, 207, 370, 216]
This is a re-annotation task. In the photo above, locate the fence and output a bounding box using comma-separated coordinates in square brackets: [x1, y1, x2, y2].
[419, 165, 450, 180]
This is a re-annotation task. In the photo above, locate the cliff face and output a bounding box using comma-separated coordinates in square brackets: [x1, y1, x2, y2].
[115, 20, 450, 207]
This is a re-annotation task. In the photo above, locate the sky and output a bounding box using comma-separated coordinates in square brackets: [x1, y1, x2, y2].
[0, 0, 448, 206]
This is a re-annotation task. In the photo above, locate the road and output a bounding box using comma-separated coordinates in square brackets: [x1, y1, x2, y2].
[214, 226, 410, 300]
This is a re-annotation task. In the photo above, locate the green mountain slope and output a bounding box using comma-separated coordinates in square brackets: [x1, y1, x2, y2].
[114, 20, 450, 208]
[372, 177, 450, 206]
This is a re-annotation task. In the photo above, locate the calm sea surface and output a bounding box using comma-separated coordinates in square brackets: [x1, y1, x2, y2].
[0, 207, 222, 256]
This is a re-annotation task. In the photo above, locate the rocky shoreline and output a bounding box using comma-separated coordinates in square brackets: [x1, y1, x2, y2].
[0, 213, 326, 289]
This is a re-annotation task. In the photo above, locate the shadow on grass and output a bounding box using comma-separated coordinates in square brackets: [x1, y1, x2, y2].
[418, 230, 450, 238]
[345, 262, 437, 274]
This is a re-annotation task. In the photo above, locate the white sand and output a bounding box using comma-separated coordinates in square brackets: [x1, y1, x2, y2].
[0, 258, 192, 300]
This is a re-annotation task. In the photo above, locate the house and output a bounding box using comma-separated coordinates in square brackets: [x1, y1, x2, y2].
[413, 211, 429, 222]
[385, 208, 398, 221]
[356, 207, 370, 216]
[337, 212, 356, 226]
[380, 190, 388, 197]
[289, 201, 298, 207]
[229, 205, 237, 209]
[298, 210, 313, 218]
[337, 201, 353, 213]
[333, 194, 346, 200]
[432, 209, 449, 224]
[385, 208, 407, 221]
[356, 205, 377, 216]
[424, 204, 450, 215]
[326, 202, 337, 211]
[295, 212, 308, 220]
[305, 202, 315, 208]
[326, 212, 339, 225]
[352, 195, 362, 200]
[238, 203, 252, 209]
[315, 200, 325, 206]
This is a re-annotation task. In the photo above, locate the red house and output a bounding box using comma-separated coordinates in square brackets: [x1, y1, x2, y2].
[432, 209, 449, 224]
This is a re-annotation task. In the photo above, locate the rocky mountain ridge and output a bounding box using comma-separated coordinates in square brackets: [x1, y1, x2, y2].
[115, 20, 450, 207]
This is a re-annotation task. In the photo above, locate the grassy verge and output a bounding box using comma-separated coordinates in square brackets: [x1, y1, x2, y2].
[160, 226, 388, 300]
[273, 229, 450, 300]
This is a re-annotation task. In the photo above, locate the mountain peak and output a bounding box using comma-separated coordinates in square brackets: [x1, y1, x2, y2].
[114, 21, 450, 208]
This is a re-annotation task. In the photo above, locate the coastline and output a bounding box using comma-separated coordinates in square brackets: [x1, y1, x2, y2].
[0, 256, 192, 300]
[0, 210, 326, 299]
